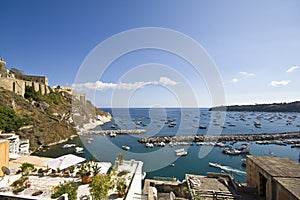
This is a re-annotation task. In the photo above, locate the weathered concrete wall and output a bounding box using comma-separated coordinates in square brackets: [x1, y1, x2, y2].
[276, 183, 296, 200]
[0, 140, 9, 177]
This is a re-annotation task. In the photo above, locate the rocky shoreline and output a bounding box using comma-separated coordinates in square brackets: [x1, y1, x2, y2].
[137, 131, 300, 144]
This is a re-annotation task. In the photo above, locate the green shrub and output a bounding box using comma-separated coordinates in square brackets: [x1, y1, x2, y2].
[51, 181, 78, 200]
[24, 86, 41, 101]
[0, 105, 31, 132]
[90, 174, 113, 200]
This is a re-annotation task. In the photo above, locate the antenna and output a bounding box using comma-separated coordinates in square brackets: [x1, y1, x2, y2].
[1, 166, 10, 175]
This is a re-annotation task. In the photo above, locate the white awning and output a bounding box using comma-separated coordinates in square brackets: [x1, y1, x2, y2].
[42, 154, 85, 170]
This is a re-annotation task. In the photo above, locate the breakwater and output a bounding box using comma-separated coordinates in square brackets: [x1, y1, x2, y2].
[137, 132, 300, 143]
[80, 129, 147, 135]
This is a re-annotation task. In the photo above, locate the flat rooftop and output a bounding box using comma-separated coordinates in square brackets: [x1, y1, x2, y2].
[247, 156, 300, 178]
[186, 174, 240, 200]
[274, 177, 300, 199]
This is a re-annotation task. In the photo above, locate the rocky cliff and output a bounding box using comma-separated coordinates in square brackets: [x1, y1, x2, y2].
[0, 87, 111, 151]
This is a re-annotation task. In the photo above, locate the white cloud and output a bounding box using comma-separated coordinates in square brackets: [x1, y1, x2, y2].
[239, 71, 254, 76]
[73, 76, 179, 91]
[158, 77, 178, 86]
[232, 78, 239, 83]
[269, 80, 290, 87]
[286, 66, 298, 73]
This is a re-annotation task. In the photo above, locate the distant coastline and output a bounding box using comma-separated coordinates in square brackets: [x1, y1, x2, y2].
[209, 101, 300, 112]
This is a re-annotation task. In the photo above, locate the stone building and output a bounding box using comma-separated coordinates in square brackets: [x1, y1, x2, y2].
[247, 155, 300, 200]
[0, 58, 50, 97]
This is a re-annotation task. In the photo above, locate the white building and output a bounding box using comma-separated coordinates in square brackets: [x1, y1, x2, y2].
[0, 133, 30, 155]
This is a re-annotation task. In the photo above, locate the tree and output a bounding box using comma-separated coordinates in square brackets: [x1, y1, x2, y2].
[90, 174, 113, 200]
[10, 68, 26, 80]
[24, 86, 41, 101]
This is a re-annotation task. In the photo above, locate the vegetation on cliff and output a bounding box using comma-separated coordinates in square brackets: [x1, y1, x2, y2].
[209, 101, 300, 112]
[0, 87, 111, 151]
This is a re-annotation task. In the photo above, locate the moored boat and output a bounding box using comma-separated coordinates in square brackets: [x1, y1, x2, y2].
[75, 147, 84, 154]
[175, 148, 188, 156]
[146, 142, 154, 148]
[241, 158, 246, 166]
[62, 144, 76, 149]
[122, 145, 130, 150]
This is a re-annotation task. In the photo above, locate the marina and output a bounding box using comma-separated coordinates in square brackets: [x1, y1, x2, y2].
[34, 108, 300, 183]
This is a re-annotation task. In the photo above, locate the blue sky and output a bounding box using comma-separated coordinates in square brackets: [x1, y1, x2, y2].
[1, 0, 300, 107]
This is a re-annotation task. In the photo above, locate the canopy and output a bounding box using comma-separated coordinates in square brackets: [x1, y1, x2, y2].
[43, 154, 85, 170]
[97, 162, 112, 174]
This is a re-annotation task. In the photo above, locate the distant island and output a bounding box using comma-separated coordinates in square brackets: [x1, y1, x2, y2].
[209, 101, 300, 112]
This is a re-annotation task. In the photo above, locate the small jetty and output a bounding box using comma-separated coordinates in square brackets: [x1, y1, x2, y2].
[79, 129, 147, 135]
[138, 131, 300, 144]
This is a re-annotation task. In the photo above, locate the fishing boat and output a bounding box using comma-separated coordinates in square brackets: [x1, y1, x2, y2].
[146, 143, 154, 148]
[199, 125, 207, 129]
[175, 148, 188, 156]
[241, 158, 247, 166]
[223, 147, 242, 155]
[62, 144, 76, 149]
[156, 141, 166, 147]
[122, 145, 130, 150]
[110, 133, 116, 137]
[75, 147, 84, 154]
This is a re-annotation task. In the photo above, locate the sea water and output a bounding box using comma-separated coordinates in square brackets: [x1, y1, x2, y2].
[35, 108, 300, 183]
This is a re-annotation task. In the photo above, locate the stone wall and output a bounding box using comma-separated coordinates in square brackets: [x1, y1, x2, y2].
[0, 77, 50, 97]
[0, 58, 50, 97]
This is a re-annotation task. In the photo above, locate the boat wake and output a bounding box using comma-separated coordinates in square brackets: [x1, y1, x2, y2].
[209, 162, 246, 175]
[219, 165, 246, 175]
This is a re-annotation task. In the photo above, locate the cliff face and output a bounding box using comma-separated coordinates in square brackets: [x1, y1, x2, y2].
[0, 87, 111, 151]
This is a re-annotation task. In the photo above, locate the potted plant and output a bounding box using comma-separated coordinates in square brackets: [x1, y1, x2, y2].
[76, 163, 91, 184]
[92, 162, 101, 176]
[20, 162, 34, 176]
[116, 177, 127, 198]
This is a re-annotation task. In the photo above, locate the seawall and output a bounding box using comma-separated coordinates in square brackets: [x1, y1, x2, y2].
[137, 132, 300, 143]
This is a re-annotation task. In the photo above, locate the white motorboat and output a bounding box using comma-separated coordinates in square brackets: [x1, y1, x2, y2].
[175, 148, 188, 156]
[122, 145, 130, 150]
[146, 143, 154, 148]
[209, 162, 221, 168]
[75, 147, 84, 154]
[62, 144, 76, 149]
[110, 133, 116, 137]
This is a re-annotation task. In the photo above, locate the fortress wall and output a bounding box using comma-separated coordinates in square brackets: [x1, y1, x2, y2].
[0, 77, 49, 97]
[0, 77, 25, 96]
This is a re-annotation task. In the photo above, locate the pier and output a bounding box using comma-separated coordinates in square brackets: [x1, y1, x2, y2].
[137, 131, 300, 144]
[79, 129, 147, 135]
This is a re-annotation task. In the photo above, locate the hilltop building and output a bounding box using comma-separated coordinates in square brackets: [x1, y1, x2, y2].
[0, 58, 50, 97]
